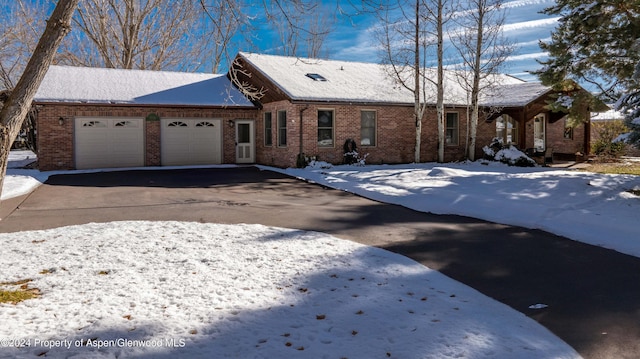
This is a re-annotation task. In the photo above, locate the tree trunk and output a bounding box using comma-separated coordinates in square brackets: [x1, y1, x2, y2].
[436, 0, 445, 163]
[414, 0, 421, 163]
[0, 0, 79, 201]
[468, 4, 484, 161]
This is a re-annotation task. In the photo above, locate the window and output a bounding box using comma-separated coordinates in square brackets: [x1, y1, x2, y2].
[360, 110, 376, 146]
[264, 112, 273, 146]
[114, 120, 136, 127]
[195, 121, 214, 127]
[82, 120, 106, 127]
[563, 116, 573, 139]
[277, 110, 287, 147]
[496, 114, 518, 145]
[306, 73, 327, 81]
[168, 121, 188, 127]
[317, 110, 334, 147]
[446, 112, 459, 145]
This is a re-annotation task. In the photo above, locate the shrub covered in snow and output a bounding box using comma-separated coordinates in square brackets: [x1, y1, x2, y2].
[306, 160, 333, 169]
[343, 151, 369, 166]
[482, 138, 536, 167]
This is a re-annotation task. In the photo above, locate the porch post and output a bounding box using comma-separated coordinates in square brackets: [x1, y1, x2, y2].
[584, 112, 591, 156]
[519, 110, 526, 148]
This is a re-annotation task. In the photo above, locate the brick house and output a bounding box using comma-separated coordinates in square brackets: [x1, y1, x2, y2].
[232, 52, 600, 167]
[34, 66, 257, 171]
[34, 53, 601, 170]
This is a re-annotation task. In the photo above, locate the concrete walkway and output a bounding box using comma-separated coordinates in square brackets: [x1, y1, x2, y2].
[1, 167, 639, 359]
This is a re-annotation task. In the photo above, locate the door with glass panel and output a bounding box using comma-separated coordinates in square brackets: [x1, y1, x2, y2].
[235, 120, 255, 163]
[534, 114, 546, 152]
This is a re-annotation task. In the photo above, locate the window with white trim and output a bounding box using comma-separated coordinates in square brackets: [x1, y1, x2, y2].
[360, 110, 376, 146]
[496, 115, 518, 145]
[317, 109, 334, 147]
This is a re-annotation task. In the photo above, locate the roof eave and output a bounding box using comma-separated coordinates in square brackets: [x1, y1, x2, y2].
[33, 100, 257, 109]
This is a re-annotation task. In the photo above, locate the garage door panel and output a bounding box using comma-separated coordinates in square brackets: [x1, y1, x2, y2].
[161, 119, 221, 166]
[75, 117, 144, 169]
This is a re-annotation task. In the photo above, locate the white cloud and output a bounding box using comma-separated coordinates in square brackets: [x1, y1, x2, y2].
[502, 17, 560, 32]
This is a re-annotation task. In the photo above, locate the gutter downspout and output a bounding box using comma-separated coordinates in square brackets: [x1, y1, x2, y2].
[297, 105, 309, 168]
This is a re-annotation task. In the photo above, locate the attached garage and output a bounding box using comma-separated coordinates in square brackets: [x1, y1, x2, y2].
[161, 118, 222, 166]
[33, 66, 257, 171]
[75, 117, 144, 169]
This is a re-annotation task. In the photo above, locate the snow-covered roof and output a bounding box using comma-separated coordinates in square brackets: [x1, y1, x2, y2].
[238, 52, 549, 107]
[34, 65, 255, 107]
[590, 108, 625, 121]
[480, 82, 551, 107]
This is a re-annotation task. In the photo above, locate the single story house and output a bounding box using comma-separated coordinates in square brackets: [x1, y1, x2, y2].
[231, 52, 601, 167]
[33, 52, 602, 170]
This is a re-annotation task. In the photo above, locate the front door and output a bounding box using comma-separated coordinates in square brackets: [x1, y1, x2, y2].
[534, 114, 546, 152]
[235, 120, 255, 163]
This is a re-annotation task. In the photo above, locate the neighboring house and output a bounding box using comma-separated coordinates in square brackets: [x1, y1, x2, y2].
[232, 52, 601, 167]
[34, 53, 602, 171]
[590, 108, 640, 157]
[34, 66, 256, 171]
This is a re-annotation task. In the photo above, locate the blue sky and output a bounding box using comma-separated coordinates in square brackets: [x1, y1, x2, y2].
[4, 0, 558, 83]
[256, 0, 558, 82]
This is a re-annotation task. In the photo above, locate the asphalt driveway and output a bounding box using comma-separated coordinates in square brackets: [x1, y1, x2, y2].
[1, 166, 640, 359]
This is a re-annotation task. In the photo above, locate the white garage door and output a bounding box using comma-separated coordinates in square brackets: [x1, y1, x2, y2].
[75, 117, 144, 169]
[161, 118, 222, 166]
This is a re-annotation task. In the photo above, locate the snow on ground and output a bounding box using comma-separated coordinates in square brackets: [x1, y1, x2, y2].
[274, 161, 640, 258]
[0, 221, 578, 358]
[3, 151, 639, 358]
[1, 151, 48, 201]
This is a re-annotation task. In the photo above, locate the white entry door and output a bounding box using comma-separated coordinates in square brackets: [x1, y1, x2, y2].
[534, 114, 546, 152]
[235, 120, 255, 163]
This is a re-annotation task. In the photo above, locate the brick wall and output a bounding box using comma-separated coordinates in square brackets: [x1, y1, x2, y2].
[36, 101, 591, 171]
[256, 101, 417, 167]
[254, 101, 471, 167]
[546, 118, 587, 155]
[36, 103, 257, 171]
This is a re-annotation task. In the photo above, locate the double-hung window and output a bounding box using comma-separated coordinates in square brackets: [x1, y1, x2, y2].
[317, 110, 334, 147]
[446, 112, 459, 145]
[496, 114, 518, 145]
[264, 112, 273, 146]
[361, 110, 376, 146]
[277, 110, 287, 147]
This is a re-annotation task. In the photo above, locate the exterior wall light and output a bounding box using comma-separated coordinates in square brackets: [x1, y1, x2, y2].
[58, 117, 65, 126]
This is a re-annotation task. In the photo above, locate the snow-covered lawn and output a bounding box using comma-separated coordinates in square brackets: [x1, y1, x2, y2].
[275, 160, 640, 258]
[0, 221, 577, 358]
[1, 151, 48, 201]
[2, 151, 638, 358]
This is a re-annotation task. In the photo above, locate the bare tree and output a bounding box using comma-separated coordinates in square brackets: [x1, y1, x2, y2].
[375, 0, 455, 163]
[266, 0, 335, 58]
[450, 0, 513, 160]
[0, 0, 50, 90]
[0, 0, 79, 198]
[64, 0, 220, 71]
[432, 0, 448, 163]
[199, 0, 247, 72]
[0, 1, 50, 153]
